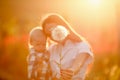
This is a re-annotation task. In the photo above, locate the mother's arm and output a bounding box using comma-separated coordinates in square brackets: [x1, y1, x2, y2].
[70, 53, 90, 74]
[60, 53, 90, 80]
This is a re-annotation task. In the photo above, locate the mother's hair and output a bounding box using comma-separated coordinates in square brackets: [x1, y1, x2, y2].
[41, 13, 84, 42]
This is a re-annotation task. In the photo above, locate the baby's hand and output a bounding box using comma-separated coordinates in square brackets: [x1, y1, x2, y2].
[60, 68, 74, 80]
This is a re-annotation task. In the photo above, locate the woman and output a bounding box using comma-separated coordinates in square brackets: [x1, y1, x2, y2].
[41, 13, 94, 80]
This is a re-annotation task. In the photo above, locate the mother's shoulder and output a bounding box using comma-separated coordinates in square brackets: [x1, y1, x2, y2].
[47, 43, 57, 50]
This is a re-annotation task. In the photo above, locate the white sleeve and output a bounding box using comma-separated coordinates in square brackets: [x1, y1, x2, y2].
[48, 44, 54, 54]
[76, 42, 94, 65]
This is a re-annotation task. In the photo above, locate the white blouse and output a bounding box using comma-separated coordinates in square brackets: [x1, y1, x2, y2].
[48, 40, 94, 80]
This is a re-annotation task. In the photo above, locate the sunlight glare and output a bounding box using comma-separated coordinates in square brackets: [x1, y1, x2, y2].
[88, 0, 101, 6]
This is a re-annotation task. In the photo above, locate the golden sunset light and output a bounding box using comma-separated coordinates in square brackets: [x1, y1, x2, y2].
[0, 0, 120, 80]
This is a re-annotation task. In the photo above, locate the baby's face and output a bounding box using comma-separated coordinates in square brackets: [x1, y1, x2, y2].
[31, 31, 47, 52]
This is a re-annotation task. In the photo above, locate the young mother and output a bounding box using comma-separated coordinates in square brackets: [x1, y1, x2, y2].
[41, 13, 94, 80]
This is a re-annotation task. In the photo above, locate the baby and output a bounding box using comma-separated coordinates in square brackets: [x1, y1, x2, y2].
[27, 27, 51, 80]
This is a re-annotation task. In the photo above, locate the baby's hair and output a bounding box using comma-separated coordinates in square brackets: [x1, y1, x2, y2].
[28, 26, 45, 48]
[29, 26, 42, 37]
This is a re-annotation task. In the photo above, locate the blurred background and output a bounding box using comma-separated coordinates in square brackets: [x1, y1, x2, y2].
[0, 0, 120, 80]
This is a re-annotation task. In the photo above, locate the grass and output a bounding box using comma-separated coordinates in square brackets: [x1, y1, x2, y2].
[85, 53, 120, 80]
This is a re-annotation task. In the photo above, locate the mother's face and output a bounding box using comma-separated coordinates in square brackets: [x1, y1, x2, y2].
[44, 23, 57, 37]
[43, 23, 69, 43]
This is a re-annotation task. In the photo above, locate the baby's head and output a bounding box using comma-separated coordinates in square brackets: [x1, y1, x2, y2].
[29, 27, 47, 52]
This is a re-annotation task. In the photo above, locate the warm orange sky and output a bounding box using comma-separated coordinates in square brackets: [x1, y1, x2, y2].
[1, 0, 120, 54]
[0, 1, 120, 80]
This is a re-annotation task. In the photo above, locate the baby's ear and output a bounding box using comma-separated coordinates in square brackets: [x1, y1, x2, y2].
[30, 39, 34, 46]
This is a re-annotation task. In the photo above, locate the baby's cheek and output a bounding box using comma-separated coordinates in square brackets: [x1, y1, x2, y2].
[40, 45, 46, 50]
[34, 46, 39, 51]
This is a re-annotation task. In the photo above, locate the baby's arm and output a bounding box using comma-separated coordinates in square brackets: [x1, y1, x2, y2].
[27, 49, 36, 79]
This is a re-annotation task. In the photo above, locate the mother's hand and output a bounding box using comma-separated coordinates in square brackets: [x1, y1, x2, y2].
[60, 68, 74, 80]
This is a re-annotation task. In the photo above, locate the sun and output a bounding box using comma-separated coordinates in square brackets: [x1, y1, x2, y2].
[88, 0, 101, 5]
